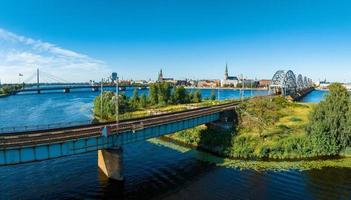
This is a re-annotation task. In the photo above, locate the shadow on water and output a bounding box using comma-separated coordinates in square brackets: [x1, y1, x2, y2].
[304, 167, 351, 200]
[0, 140, 220, 200]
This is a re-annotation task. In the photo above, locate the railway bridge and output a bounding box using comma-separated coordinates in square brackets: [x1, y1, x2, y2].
[0, 102, 238, 180]
[269, 70, 314, 98]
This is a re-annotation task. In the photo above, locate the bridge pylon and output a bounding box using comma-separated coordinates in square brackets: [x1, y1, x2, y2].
[98, 147, 124, 181]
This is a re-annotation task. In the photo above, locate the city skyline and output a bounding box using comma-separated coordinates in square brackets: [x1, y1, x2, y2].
[1, 0, 351, 82]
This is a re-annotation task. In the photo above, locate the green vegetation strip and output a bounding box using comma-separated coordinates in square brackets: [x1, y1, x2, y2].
[168, 84, 351, 161]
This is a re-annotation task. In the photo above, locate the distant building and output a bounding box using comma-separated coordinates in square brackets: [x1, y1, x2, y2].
[158, 69, 175, 83]
[158, 69, 164, 81]
[132, 80, 147, 85]
[221, 64, 239, 87]
[317, 79, 331, 89]
[344, 83, 351, 90]
[119, 80, 131, 86]
[176, 80, 190, 86]
[258, 79, 272, 88]
[197, 79, 220, 88]
[111, 72, 118, 82]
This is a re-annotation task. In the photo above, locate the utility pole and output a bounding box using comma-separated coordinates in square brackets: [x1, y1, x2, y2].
[37, 68, 40, 89]
[100, 78, 103, 119]
[115, 74, 119, 134]
[250, 78, 253, 97]
[217, 83, 220, 101]
[240, 74, 244, 101]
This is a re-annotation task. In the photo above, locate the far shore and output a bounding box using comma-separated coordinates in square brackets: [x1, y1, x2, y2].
[184, 86, 269, 90]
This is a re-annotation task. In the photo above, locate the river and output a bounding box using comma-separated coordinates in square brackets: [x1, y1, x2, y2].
[0, 89, 350, 200]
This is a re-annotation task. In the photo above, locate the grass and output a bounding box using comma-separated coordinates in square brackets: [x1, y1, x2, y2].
[96, 99, 237, 122]
[166, 97, 332, 160]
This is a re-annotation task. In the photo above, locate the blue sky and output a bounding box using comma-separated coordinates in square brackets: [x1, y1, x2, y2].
[0, 0, 351, 82]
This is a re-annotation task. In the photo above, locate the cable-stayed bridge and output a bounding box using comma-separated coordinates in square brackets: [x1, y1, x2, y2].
[15, 69, 135, 94]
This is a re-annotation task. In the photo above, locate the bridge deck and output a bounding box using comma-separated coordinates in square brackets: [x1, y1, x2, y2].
[0, 102, 238, 149]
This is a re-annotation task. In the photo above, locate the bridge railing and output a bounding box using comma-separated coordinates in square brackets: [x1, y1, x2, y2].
[0, 120, 93, 134]
[0, 109, 190, 134]
[0, 100, 239, 134]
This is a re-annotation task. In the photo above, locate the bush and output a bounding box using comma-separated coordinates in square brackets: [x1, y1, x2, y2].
[307, 83, 351, 155]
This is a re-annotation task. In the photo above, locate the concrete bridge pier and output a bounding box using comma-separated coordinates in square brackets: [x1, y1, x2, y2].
[98, 147, 124, 181]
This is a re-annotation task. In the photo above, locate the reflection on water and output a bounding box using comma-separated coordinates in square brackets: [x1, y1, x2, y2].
[0, 139, 350, 200]
[305, 168, 351, 200]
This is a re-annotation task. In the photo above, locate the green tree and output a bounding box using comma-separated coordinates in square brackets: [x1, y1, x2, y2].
[93, 91, 133, 120]
[93, 91, 117, 120]
[210, 89, 216, 100]
[158, 82, 172, 105]
[307, 83, 351, 154]
[0, 86, 11, 95]
[118, 93, 130, 114]
[130, 88, 140, 109]
[140, 93, 148, 108]
[173, 86, 188, 104]
[192, 90, 202, 103]
[149, 83, 159, 105]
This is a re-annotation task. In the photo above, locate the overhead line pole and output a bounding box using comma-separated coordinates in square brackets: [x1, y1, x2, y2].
[101, 78, 103, 119]
[116, 74, 119, 134]
[37, 68, 40, 89]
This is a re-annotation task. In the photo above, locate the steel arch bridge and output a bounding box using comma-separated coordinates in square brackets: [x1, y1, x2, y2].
[269, 70, 312, 96]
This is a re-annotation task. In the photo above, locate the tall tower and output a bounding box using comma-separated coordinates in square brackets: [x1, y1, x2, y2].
[158, 69, 163, 81]
[224, 64, 228, 80]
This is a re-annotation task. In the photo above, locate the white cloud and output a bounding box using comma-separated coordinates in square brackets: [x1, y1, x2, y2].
[0, 28, 110, 83]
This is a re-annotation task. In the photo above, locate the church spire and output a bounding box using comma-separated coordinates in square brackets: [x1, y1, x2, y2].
[158, 69, 163, 81]
[225, 63, 228, 80]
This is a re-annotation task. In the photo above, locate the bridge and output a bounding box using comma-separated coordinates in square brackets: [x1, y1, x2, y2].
[19, 84, 125, 94]
[269, 70, 313, 98]
[13, 69, 146, 95]
[0, 102, 237, 180]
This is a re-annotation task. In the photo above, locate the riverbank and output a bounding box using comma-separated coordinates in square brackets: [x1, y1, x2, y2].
[165, 96, 351, 162]
[185, 86, 268, 90]
[151, 137, 351, 170]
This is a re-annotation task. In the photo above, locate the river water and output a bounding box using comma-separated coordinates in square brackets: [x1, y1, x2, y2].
[1, 89, 350, 200]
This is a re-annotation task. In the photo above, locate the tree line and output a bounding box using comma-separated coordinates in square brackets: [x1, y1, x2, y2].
[0, 84, 23, 95]
[93, 82, 217, 120]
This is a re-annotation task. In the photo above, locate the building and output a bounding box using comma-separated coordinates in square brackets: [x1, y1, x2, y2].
[158, 69, 164, 81]
[258, 79, 272, 88]
[317, 79, 331, 89]
[240, 79, 259, 88]
[111, 72, 118, 82]
[197, 79, 220, 88]
[176, 80, 191, 86]
[344, 83, 351, 90]
[132, 80, 147, 85]
[158, 69, 175, 83]
[221, 64, 239, 87]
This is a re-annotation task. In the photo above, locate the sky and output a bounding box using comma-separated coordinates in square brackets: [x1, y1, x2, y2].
[0, 0, 351, 83]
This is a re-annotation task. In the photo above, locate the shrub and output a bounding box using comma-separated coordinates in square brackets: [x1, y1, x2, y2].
[307, 83, 351, 155]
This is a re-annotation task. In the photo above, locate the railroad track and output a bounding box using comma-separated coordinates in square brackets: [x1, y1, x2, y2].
[0, 102, 239, 149]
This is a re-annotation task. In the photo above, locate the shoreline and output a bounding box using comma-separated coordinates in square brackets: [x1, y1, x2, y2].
[161, 135, 350, 163]
[0, 94, 9, 98]
[184, 86, 269, 90]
